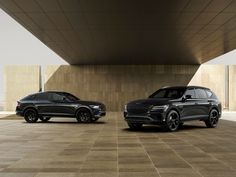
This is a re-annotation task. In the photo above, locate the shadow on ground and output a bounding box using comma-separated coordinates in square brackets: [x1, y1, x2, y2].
[24, 121, 107, 125]
[123, 123, 207, 133]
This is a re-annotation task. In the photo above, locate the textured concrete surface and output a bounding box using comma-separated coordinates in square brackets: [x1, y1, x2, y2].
[189, 65, 225, 108]
[229, 66, 236, 111]
[4, 65, 40, 111]
[0, 112, 235, 177]
[45, 65, 199, 111]
[5, 65, 235, 112]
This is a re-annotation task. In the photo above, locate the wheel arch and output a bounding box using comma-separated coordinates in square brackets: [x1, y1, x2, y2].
[167, 107, 180, 118]
[209, 106, 219, 114]
[23, 106, 38, 116]
[75, 106, 93, 117]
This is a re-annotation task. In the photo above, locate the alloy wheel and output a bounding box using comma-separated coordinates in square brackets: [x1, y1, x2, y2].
[166, 110, 180, 131]
[77, 110, 92, 123]
[205, 109, 219, 128]
[24, 110, 38, 123]
[209, 109, 219, 127]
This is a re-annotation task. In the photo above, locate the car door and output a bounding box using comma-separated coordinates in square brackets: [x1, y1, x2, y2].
[180, 88, 199, 120]
[195, 88, 210, 118]
[48, 93, 76, 116]
[35, 93, 55, 115]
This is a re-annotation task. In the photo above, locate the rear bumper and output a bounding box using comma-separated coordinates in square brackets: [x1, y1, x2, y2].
[16, 106, 24, 116]
[16, 111, 23, 116]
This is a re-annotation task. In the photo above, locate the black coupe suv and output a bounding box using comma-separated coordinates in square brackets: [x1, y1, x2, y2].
[124, 86, 221, 131]
[16, 91, 106, 123]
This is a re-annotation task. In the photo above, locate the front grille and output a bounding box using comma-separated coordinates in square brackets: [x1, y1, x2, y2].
[127, 106, 149, 115]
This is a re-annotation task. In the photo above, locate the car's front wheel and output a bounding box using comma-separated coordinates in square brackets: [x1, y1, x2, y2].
[164, 110, 180, 132]
[24, 109, 38, 123]
[76, 109, 92, 123]
[39, 116, 51, 122]
[128, 122, 143, 130]
[205, 109, 219, 128]
[92, 117, 99, 122]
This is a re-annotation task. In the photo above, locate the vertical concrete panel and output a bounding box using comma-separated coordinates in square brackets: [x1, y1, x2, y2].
[45, 65, 199, 111]
[229, 65, 236, 110]
[189, 65, 225, 108]
[4, 65, 231, 111]
[4, 65, 40, 111]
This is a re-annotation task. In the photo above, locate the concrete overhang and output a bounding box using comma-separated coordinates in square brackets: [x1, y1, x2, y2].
[0, 0, 236, 65]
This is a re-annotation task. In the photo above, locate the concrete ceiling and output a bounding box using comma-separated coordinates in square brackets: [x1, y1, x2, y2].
[0, 0, 236, 65]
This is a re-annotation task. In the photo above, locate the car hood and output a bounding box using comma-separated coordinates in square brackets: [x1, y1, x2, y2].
[127, 98, 173, 107]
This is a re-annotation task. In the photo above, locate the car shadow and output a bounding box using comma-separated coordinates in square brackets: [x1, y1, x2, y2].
[23, 121, 107, 125]
[122, 124, 207, 133]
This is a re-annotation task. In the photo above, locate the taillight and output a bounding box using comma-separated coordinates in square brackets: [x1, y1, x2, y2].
[17, 101, 21, 107]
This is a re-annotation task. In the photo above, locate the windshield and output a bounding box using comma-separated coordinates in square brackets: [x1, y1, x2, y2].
[149, 88, 186, 99]
[62, 93, 80, 101]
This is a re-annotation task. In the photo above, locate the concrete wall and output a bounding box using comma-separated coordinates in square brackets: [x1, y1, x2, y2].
[45, 65, 199, 111]
[188, 65, 225, 109]
[229, 65, 236, 110]
[4, 65, 40, 111]
[4, 64, 234, 111]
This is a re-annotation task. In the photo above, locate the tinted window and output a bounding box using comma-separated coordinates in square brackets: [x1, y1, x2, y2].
[206, 90, 217, 99]
[35, 93, 48, 100]
[48, 93, 65, 101]
[196, 88, 208, 99]
[22, 94, 36, 101]
[153, 90, 166, 98]
[63, 93, 79, 101]
[149, 88, 185, 99]
[184, 89, 196, 99]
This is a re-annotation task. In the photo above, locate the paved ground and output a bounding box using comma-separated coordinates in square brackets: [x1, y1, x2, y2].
[0, 112, 235, 177]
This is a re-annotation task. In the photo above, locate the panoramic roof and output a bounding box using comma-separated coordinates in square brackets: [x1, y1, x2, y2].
[0, 0, 236, 65]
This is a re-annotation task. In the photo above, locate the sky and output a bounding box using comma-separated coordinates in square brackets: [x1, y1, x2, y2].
[1, 8, 236, 102]
[205, 49, 236, 64]
[0, 9, 67, 102]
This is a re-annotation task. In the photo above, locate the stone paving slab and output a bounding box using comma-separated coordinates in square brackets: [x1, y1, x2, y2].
[0, 112, 235, 177]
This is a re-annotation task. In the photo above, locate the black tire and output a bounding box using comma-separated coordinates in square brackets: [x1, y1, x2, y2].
[24, 109, 38, 123]
[76, 109, 92, 123]
[128, 122, 143, 130]
[39, 116, 51, 122]
[179, 122, 184, 128]
[205, 109, 219, 128]
[92, 117, 99, 122]
[164, 110, 180, 132]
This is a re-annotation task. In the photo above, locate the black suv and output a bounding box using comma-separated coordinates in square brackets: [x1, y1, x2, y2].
[16, 91, 106, 123]
[124, 86, 221, 131]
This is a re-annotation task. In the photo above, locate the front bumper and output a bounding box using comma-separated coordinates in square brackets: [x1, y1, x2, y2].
[124, 111, 166, 124]
[93, 110, 106, 118]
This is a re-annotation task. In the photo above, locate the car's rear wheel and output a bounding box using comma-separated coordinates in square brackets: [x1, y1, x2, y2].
[76, 109, 92, 123]
[164, 110, 180, 132]
[24, 109, 38, 123]
[128, 122, 143, 130]
[39, 116, 51, 122]
[179, 122, 184, 128]
[205, 109, 219, 128]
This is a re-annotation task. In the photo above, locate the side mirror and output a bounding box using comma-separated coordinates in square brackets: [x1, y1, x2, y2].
[185, 95, 192, 99]
[182, 95, 192, 102]
[62, 97, 68, 102]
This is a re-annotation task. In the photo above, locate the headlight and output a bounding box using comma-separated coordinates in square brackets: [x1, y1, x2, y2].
[151, 105, 169, 111]
[124, 105, 127, 112]
[90, 105, 100, 109]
